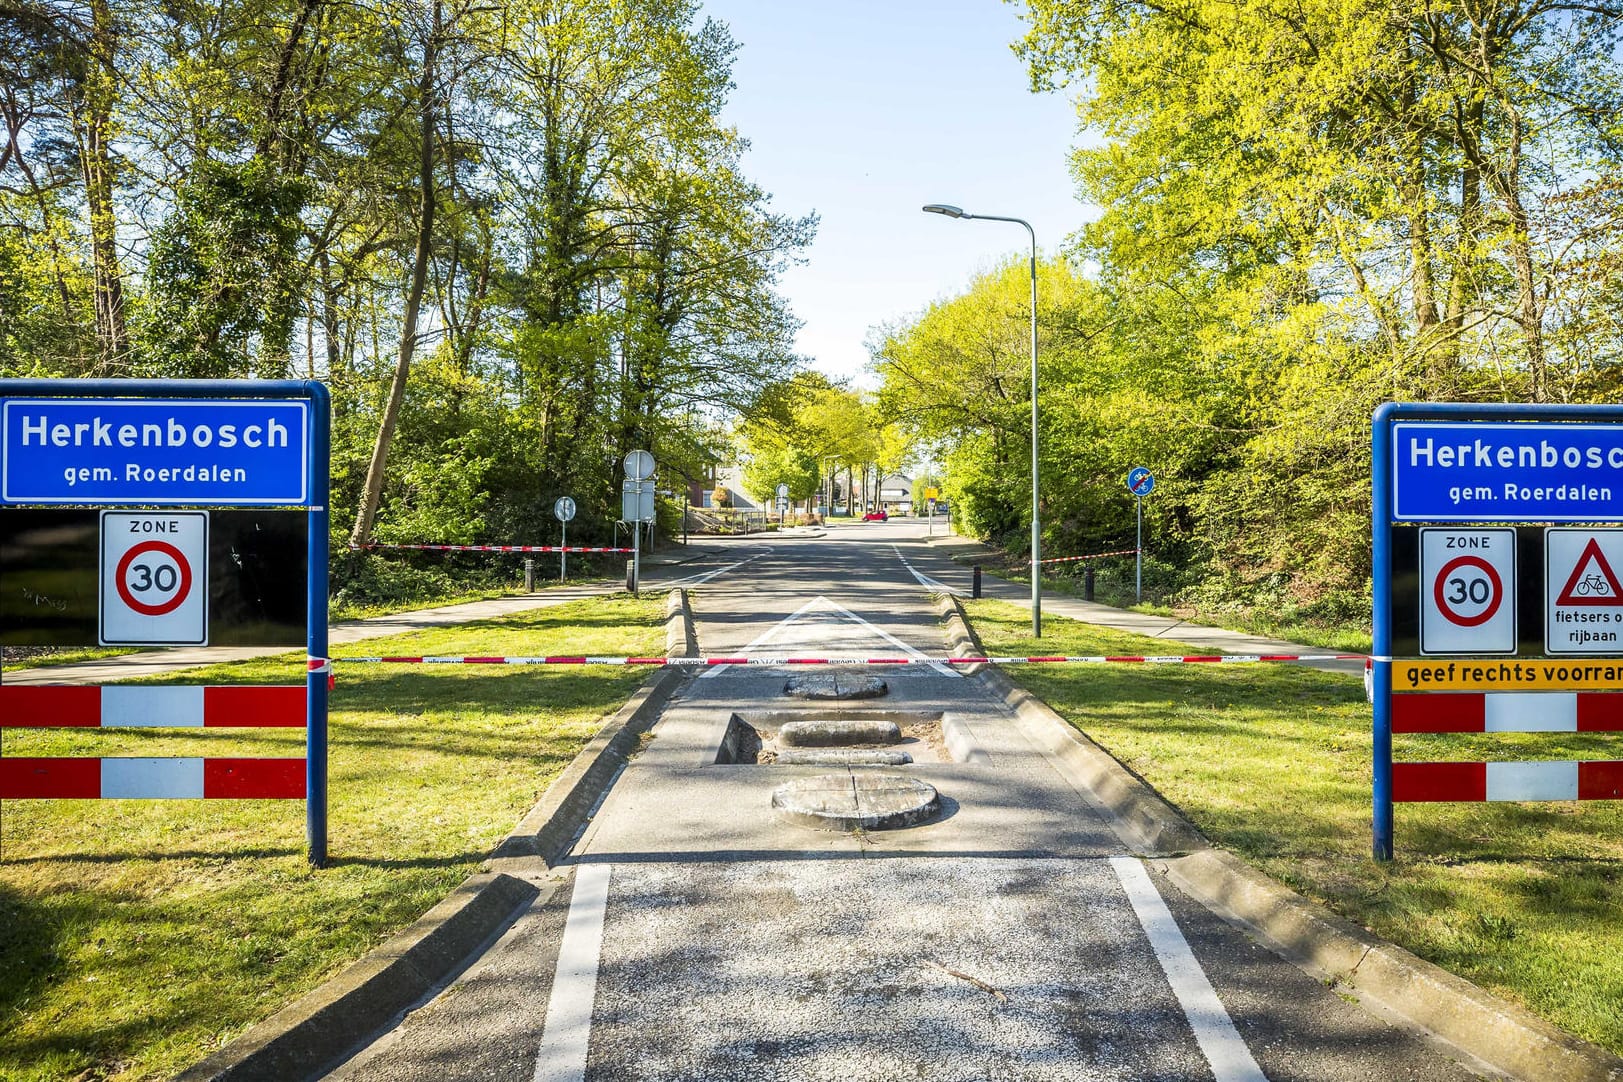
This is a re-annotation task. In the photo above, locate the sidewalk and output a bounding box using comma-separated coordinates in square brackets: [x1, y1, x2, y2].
[3, 543, 719, 686]
[924, 532, 1365, 676]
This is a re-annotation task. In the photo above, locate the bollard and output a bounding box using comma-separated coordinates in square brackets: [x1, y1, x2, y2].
[626, 559, 637, 595]
[972, 565, 982, 599]
[524, 558, 534, 593]
[1084, 566, 1095, 602]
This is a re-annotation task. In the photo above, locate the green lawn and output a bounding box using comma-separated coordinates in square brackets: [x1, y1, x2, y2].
[0, 594, 666, 1082]
[965, 599, 1623, 1057]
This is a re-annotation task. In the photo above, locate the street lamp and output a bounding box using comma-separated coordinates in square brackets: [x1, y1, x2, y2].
[923, 203, 1042, 637]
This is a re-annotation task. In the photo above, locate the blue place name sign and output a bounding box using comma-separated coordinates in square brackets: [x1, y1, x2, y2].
[1393, 421, 1623, 522]
[1, 398, 310, 506]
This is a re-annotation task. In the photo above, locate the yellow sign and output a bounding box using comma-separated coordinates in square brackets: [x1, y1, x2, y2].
[924, 487, 939, 500]
[1393, 659, 1623, 692]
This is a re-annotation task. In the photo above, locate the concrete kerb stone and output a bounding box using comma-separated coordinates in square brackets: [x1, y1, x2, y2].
[1159, 850, 1623, 1082]
[173, 873, 539, 1082]
[937, 591, 1623, 1082]
[179, 589, 700, 1082]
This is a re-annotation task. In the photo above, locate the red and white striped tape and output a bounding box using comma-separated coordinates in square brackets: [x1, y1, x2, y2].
[327, 653, 1363, 667]
[1394, 760, 1623, 802]
[1037, 548, 1140, 565]
[1393, 691, 1623, 734]
[0, 686, 306, 728]
[1, 757, 305, 799]
[352, 543, 631, 554]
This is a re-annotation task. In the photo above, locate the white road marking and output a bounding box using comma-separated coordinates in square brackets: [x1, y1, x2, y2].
[701, 595, 959, 678]
[663, 549, 771, 589]
[532, 863, 613, 1082]
[1110, 856, 1269, 1082]
[892, 544, 963, 596]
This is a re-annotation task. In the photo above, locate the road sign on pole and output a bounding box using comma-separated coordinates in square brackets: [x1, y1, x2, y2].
[554, 496, 576, 522]
[1418, 528, 1516, 654]
[99, 511, 208, 645]
[1125, 467, 1154, 602]
[622, 452, 656, 594]
[624, 449, 655, 482]
[1546, 528, 1623, 653]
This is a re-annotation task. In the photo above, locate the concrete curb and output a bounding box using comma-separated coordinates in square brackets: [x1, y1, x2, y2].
[173, 873, 538, 1082]
[181, 589, 699, 1081]
[939, 592, 1623, 1082]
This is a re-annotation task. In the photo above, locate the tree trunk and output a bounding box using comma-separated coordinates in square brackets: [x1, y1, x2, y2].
[77, 0, 128, 372]
[350, 0, 440, 547]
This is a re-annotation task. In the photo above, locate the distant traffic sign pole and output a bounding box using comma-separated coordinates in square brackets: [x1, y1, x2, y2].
[1126, 467, 1154, 603]
[555, 496, 576, 581]
[623, 452, 655, 595]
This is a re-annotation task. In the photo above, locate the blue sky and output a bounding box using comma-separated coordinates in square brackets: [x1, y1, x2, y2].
[699, 0, 1098, 386]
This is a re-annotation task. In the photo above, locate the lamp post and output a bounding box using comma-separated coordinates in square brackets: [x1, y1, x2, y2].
[923, 203, 1041, 637]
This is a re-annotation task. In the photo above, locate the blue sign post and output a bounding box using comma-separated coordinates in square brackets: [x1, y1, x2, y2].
[1, 379, 330, 866]
[1126, 467, 1154, 603]
[1372, 402, 1623, 860]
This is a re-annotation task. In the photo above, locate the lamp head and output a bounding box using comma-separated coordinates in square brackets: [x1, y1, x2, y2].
[922, 203, 966, 218]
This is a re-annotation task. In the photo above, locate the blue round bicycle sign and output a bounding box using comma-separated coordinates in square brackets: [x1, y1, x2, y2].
[1126, 467, 1155, 497]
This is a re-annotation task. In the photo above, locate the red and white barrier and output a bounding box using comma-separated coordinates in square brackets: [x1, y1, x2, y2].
[326, 653, 1363, 667]
[1, 685, 305, 800]
[1392, 691, 1623, 734]
[352, 543, 631, 554]
[1, 757, 304, 799]
[1037, 548, 1140, 565]
[1394, 760, 1623, 802]
[0, 686, 305, 728]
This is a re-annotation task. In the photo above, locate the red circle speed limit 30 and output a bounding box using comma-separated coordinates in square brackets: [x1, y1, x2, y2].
[1419, 528, 1516, 655]
[115, 540, 193, 616]
[1432, 554, 1503, 627]
[99, 511, 210, 645]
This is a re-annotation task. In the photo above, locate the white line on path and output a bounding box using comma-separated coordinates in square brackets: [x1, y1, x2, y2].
[891, 544, 963, 596]
[663, 549, 771, 589]
[700, 595, 959, 678]
[533, 863, 613, 1082]
[1109, 856, 1269, 1082]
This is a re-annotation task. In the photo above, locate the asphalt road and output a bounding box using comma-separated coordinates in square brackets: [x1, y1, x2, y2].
[326, 520, 1466, 1081]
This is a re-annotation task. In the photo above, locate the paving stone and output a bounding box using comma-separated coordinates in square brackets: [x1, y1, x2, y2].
[770, 771, 940, 831]
[777, 718, 900, 748]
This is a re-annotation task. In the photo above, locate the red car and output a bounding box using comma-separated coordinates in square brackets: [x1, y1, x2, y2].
[862, 509, 888, 521]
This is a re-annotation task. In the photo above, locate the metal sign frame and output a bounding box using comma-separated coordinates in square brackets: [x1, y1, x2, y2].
[1372, 401, 1623, 860]
[0, 378, 331, 866]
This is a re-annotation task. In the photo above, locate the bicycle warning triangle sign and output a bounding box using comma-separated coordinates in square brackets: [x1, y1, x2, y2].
[1556, 537, 1623, 606]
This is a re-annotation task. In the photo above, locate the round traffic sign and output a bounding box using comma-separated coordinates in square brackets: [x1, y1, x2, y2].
[623, 449, 656, 481]
[114, 540, 193, 617]
[1126, 467, 1155, 497]
[1433, 554, 1504, 627]
[776, 483, 790, 497]
[554, 496, 577, 523]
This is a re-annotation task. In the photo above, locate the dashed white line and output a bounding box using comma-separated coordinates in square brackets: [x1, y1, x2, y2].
[1110, 856, 1269, 1082]
[532, 863, 612, 1082]
[664, 549, 771, 589]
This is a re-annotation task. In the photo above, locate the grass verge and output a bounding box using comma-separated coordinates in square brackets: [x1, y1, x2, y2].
[0, 594, 666, 1082]
[965, 598, 1623, 1057]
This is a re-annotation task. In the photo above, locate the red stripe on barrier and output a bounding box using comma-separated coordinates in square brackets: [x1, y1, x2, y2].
[0, 758, 101, 798]
[1393, 693, 1485, 733]
[1105, 656, 1146, 663]
[1578, 761, 1623, 800]
[1577, 696, 1623, 732]
[1393, 762, 1487, 802]
[464, 657, 507, 664]
[0, 686, 101, 727]
[203, 686, 306, 727]
[204, 758, 305, 799]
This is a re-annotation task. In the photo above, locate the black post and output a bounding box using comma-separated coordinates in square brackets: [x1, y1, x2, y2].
[1084, 566, 1095, 602]
[972, 565, 982, 599]
[626, 559, 636, 595]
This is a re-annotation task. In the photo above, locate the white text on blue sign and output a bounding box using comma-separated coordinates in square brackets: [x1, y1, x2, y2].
[1, 399, 309, 506]
[1392, 421, 1623, 522]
